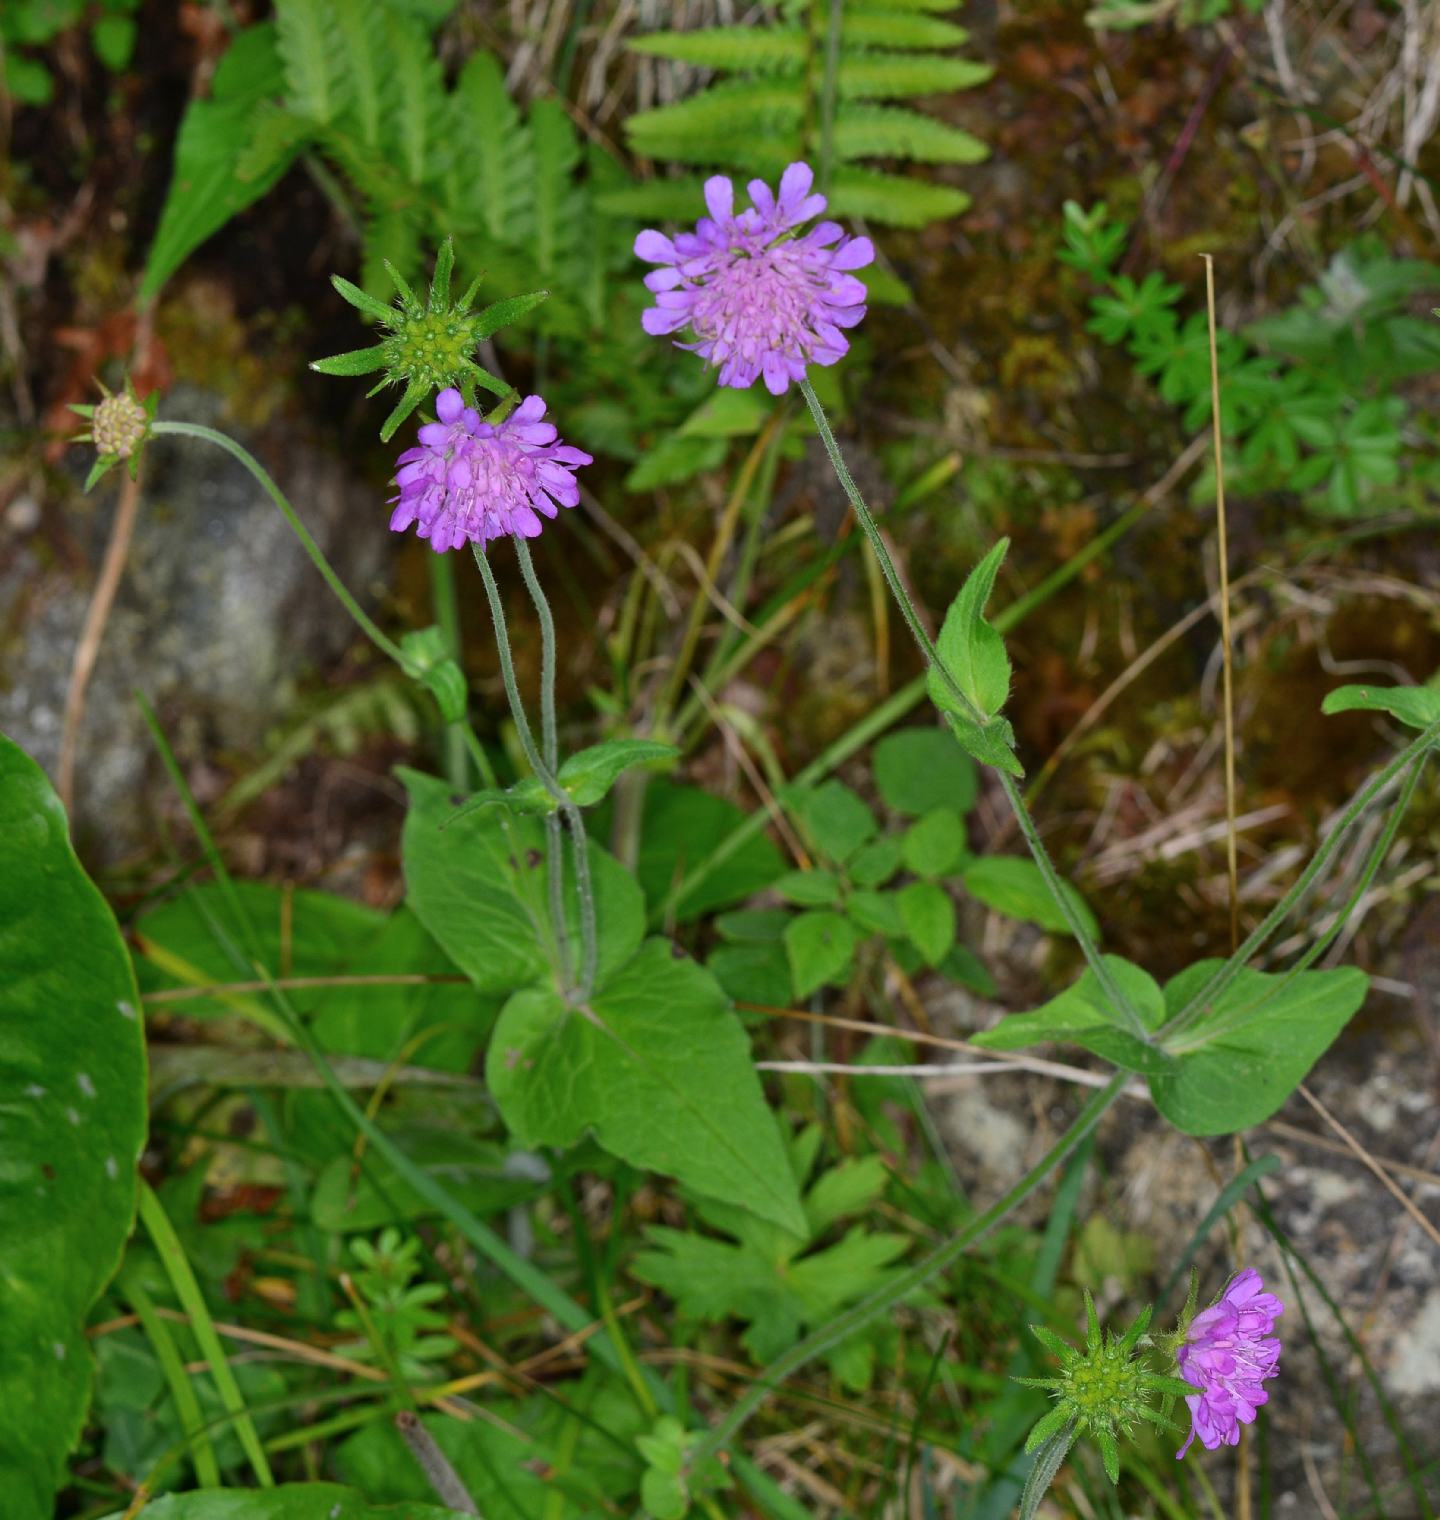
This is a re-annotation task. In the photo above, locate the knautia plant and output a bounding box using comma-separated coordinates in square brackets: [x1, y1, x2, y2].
[14, 119, 1435, 1520]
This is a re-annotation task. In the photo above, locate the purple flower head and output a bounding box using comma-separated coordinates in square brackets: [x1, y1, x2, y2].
[388, 388, 592, 553]
[634, 161, 874, 395]
[1176, 1269, 1283, 1458]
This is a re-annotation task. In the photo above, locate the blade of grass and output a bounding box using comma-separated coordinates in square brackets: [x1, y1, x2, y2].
[135, 691, 651, 1394]
[1158, 1154, 1282, 1305]
[123, 1277, 219, 1488]
[137, 1181, 274, 1486]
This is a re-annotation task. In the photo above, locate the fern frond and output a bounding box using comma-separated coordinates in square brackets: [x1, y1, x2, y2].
[531, 98, 582, 283]
[629, 26, 806, 71]
[361, 207, 424, 296]
[595, 176, 714, 221]
[829, 165, 970, 226]
[331, 0, 383, 149]
[383, 11, 450, 188]
[627, 133, 801, 174]
[450, 50, 534, 246]
[234, 107, 316, 182]
[841, 13, 971, 46]
[274, 0, 348, 124]
[838, 52, 993, 98]
[850, 0, 965, 12]
[833, 104, 986, 164]
[627, 81, 806, 151]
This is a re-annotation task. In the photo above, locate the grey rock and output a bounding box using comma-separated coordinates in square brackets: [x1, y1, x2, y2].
[0, 385, 387, 859]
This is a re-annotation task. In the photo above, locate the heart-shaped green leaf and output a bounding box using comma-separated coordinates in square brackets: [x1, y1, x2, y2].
[401, 769, 642, 994]
[972, 956, 1170, 1074]
[487, 940, 805, 1232]
[784, 910, 858, 998]
[1152, 962, 1369, 1135]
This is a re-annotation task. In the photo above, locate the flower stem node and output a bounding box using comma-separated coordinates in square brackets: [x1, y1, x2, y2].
[312, 237, 549, 441]
[71, 379, 157, 489]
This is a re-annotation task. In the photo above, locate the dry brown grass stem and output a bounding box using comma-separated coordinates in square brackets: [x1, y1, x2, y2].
[1298, 1082, 1440, 1251]
[58, 461, 143, 811]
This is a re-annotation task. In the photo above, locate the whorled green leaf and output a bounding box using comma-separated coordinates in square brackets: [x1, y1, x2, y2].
[1, 734, 147, 1520]
[774, 869, 843, 907]
[1152, 962, 1369, 1135]
[846, 888, 904, 938]
[487, 940, 805, 1232]
[901, 807, 967, 878]
[787, 779, 877, 865]
[99, 1485, 468, 1520]
[1321, 682, 1440, 731]
[401, 769, 643, 995]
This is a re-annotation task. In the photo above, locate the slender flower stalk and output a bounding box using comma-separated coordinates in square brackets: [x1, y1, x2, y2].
[151, 420, 407, 667]
[473, 545, 598, 999]
[515, 537, 573, 987]
[796, 380, 1152, 1044]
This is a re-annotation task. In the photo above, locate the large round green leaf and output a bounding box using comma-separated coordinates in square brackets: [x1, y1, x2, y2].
[0, 734, 147, 1520]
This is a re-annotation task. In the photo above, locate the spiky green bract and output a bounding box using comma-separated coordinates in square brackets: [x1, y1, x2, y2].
[311, 238, 548, 441]
[70, 377, 157, 488]
[1018, 1292, 1195, 1485]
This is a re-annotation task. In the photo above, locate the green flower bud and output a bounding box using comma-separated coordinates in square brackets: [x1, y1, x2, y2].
[1017, 1292, 1197, 1485]
[70, 378, 156, 489]
[310, 239, 548, 441]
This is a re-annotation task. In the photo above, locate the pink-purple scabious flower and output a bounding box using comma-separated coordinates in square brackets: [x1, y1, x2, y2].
[389, 388, 592, 553]
[634, 161, 874, 395]
[1175, 1269, 1283, 1458]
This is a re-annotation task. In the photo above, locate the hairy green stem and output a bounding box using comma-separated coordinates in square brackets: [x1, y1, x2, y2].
[798, 380, 1149, 1041]
[473, 544, 598, 997]
[1161, 718, 1440, 1041]
[688, 1072, 1128, 1470]
[429, 552, 470, 789]
[515, 538, 573, 986]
